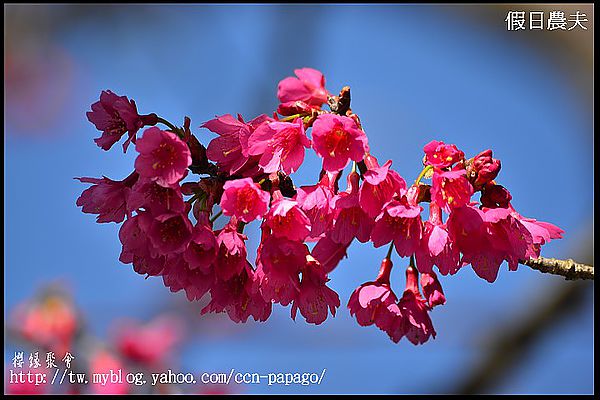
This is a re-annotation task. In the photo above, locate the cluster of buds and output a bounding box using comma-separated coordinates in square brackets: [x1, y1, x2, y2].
[77, 68, 563, 344]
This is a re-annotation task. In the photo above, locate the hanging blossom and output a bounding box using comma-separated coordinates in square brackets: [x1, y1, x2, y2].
[77, 68, 563, 345]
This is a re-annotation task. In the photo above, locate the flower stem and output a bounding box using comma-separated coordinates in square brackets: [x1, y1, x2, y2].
[280, 113, 302, 122]
[156, 117, 182, 136]
[414, 165, 433, 185]
[186, 193, 201, 204]
[209, 210, 223, 223]
[386, 242, 395, 260]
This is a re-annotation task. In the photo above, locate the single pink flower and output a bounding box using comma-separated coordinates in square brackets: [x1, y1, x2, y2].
[415, 204, 461, 275]
[127, 176, 185, 216]
[146, 212, 193, 255]
[423, 140, 464, 169]
[295, 173, 336, 240]
[204, 114, 258, 175]
[132, 254, 167, 277]
[118, 212, 166, 277]
[162, 254, 214, 301]
[311, 233, 351, 274]
[87, 90, 157, 152]
[183, 223, 218, 272]
[510, 208, 563, 259]
[258, 234, 307, 274]
[331, 171, 375, 244]
[220, 178, 270, 223]
[247, 118, 310, 174]
[359, 155, 407, 218]
[214, 221, 249, 281]
[311, 114, 369, 172]
[277, 67, 329, 106]
[202, 263, 272, 323]
[76, 172, 138, 223]
[420, 271, 446, 308]
[466, 149, 501, 189]
[134, 127, 191, 187]
[255, 261, 299, 307]
[431, 168, 474, 212]
[348, 258, 399, 327]
[447, 205, 533, 282]
[397, 266, 436, 345]
[263, 192, 311, 241]
[256, 235, 307, 305]
[290, 255, 340, 325]
[370, 198, 423, 257]
[481, 207, 533, 275]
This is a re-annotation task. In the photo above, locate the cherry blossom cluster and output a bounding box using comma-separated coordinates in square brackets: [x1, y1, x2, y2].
[77, 68, 563, 344]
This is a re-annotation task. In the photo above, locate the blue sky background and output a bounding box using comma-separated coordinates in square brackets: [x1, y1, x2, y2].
[5, 4, 593, 394]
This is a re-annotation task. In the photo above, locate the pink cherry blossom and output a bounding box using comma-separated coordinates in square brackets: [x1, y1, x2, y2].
[76, 172, 138, 223]
[247, 118, 310, 174]
[448, 205, 533, 282]
[220, 178, 270, 223]
[127, 176, 185, 216]
[146, 213, 193, 255]
[415, 204, 461, 275]
[348, 258, 399, 327]
[183, 223, 218, 272]
[134, 127, 191, 187]
[359, 155, 407, 218]
[257, 235, 307, 305]
[255, 261, 299, 307]
[295, 173, 336, 240]
[162, 254, 214, 301]
[349, 262, 436, 344]
[290, 255, 340, 325]
[204, 114, 266, 176]
[370, 198, 423, 257]
[423, 140, 464, 169]
[263, 192, 311, 241]
[510, 208, 563, 259]
[118, 212, 166, 276]
[331, 171, 374, 243]
[259, 235, 308, 275]
[431, 168, 474, 212]
[481, 207, 533, 274]
[201, 263, 272, 323]
[397, 266, 436, 345]
[87, 90, 157, 152]
[311, 233, 351, 274]
[420, 271, 446, 308]
[311, 114, 369, 172]
[277, 67, 329, 106]
[214, 221, 249, 281]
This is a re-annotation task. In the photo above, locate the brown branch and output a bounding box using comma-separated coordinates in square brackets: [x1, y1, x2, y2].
[521, 256, 594, 280]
